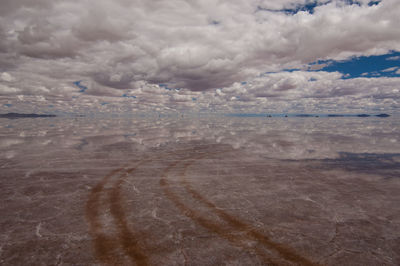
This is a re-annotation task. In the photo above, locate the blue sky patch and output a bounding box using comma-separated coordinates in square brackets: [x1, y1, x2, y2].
[4, 104, 12, 107]
[368, 1, 381, 6]
[257, 0, 381, 15]
[318, 51, 400, 79]
[73, 80, 88, 93]
[159, 83, 181, 91]
[259, 51, 400, 80]
[122, 94, 137, 99]
[159, 84, 172, 90]
[257, 1, 320, 14]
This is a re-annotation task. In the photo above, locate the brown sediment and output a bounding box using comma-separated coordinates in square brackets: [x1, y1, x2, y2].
[91, 234, 121, 265]
[87, 147, 317, 265]
[85, 151, 185, 265]
[85, 168, 125, 265]
[178, 153, 318, 265]
[181, 161, 317, 266]
[108, 167, 150, 266]
[160, 159, 279, 265]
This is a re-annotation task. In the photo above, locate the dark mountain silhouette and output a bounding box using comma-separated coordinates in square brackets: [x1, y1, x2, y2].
[0, 113, 56, 119]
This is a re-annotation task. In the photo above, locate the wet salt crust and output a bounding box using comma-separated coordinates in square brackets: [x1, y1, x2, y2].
[0, 116, 399, 265]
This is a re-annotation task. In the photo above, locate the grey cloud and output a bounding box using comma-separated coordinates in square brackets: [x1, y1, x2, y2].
[92, 72, 134, 90]
[18, 41, 79, 59]
[71, 7, 132, 43]
[0, 84, 21, 95]
[0, 26, 8, 53]
[17, 24, 53, 45]
[216, 71, 399, 112]
[0, 0, 400, 113]
[0, 0, 53, 16]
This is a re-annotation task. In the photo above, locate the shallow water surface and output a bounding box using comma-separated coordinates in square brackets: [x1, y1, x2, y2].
[1, 116, 399, 265]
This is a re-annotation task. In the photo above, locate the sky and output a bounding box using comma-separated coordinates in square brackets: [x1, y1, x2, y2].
[0, 0, 399, 115]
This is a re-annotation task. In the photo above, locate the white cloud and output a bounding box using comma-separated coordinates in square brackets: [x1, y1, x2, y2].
[386, 55, 400, 61]
[0, 72, 15, 82]
[0, 83, 20, 95]
[0, 0, 399, 113]
[381, 67, 398, 72]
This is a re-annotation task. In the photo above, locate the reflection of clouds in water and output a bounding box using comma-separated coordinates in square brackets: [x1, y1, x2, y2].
[0, 117, 399, 162]
[4, 150, 17, 159]
[0, 138, 24, 148]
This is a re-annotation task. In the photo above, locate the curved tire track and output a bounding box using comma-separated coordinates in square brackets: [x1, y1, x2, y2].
[162, 152, 318, 265]
[182, 155, 318, 265]
[86, 167, 126, 265]
[160, 157, 281, 265]
[87, 147, 318, 265]
[109, 166, 150, 266]
[87, 159, 153, 266]
[86, 152, 176, 265]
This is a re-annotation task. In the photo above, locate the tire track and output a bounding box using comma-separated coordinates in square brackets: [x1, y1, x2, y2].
[86, 167, 126, 265]
[87, 146, 317, 265]
[106, 150, 208, 265]
[87, 157, 154, 266]
[160, 157, 280, 265]
[179, 155, 318, 266]
[109, 166, 150, 266]
[86, 151, 180, 265]
[86, 150, 193, 265]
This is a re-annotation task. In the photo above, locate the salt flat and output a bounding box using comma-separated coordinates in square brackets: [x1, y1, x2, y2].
[1, 116, 399, 265]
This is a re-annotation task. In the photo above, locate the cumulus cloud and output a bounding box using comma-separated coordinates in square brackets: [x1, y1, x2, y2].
[382, 67, 399, 72]
[0, 0, 399, 113]
[0, 84, 20, 95]
[0, 72, 15, 82]
[386, 55, 400, 61]
[213, 70, 400, 112]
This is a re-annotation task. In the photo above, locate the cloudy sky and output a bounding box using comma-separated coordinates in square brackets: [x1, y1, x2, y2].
[0, 0, 399, 114]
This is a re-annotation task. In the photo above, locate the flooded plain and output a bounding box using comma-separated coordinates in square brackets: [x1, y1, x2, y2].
[0, 116, 399, 265]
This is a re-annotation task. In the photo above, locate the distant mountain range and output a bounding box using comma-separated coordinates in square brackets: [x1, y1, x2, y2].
[228, 113, 391, 118]
[1, 112, 391, 119]
[0, 113, 57, 119]
[294, 113, 390, 118]
[325, 113, 390, 118]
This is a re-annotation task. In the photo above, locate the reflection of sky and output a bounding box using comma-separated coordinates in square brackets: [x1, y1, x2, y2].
[1, 117, 399, 164]
[313, 152, 400, 179]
